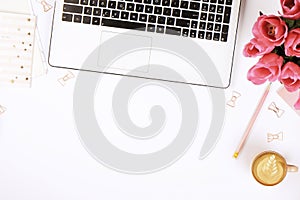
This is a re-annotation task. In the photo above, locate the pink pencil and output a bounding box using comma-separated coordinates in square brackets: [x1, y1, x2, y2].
[233, 83, 272, 159]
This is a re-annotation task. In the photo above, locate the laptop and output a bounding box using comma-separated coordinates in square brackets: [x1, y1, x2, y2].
[49, 0, 241, 88]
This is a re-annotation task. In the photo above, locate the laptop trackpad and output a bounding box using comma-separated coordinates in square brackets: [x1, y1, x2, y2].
[97, 31, 152, 73]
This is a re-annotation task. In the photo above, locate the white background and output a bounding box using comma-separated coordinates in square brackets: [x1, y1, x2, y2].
[0, 0, 300, 199]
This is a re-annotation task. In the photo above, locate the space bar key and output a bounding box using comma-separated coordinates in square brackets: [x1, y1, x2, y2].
[101, 19, 146, 31]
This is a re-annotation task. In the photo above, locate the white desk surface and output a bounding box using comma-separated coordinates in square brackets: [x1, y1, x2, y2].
[0, 0, 300, 199]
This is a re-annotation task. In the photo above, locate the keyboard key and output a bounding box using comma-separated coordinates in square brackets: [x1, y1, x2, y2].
[163, 8, 171, 16]
[139, 14, 147, 22]
[157, 16, 166, 24]
[156, 25, 164, 33]
[171, 0, 179, 7]
[127, 3, 135, 11]
[190, 2, 200, 10]
[108, 1, 116, 8]
[213, 33, 220, 41]
[216, 14, 222, 22]
[144, 0, 151, 4]
[134, 0, 142, 2]
[145, 5, 153, 13]
[93, 8, 101, 16]
[117, 2, 125, 9]
[205, 32, 212, 40]
[166, 17, 175, 25]
[101, 18, 146, 30]
[201, 3, 208, 11]
[166, 26, 181, 35]
[65, 0, 79, 4]
[209, 4, 216, 12]
[80, 0, 89, 4]
[218, 0, 225, 3]
[154, 6, 162, 14]
[112, 10, 120, 18]
[207, 23, 213, 30]
[99, 0, 107, 7]
[181, 10, 199, 19]
[180, 1, 189, 9]
[83, 16, 91, 23]
[200, 12, 207, 20]
[136, 4, 144, 12]
[208, 14, 215, 21]
[121, 11, 129, 19]
[84, 7, 92, 14]
[226, 0, 232, 5]
[162, 0, 170, 6]
[148, 15, 157, 23]
[221, 33, 228, 42]
[102, 9, 111, 17]
[147, 24, 155, 32]
[222, 24, 229, 33]
[172, 9, 180, 17]
[223, 7, 231, 23]
[62, 13, 73, 21]
[176, 19, 190, 27]
[191, 21, 197, 28]
[90, 0, 98, 6]
[63, 4, 83, 14]
[203, 0, 208, 2]
[92, 17, 101, 25]
[198, 31, 205, 39]
[130, 13, 138, 20]
[182, 29, 189, 37]
[217, 5, 224, 13]
[199, 21, 206, 29]
[214, 23, 221, 31]
[74, 15, 82, 22]
[210, 0, 217, 3]
[153, 0, 161, 5]
[190, 30, 196, 38]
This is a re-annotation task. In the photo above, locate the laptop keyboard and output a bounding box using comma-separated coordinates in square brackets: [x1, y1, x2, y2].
[62, 0, 232, 42]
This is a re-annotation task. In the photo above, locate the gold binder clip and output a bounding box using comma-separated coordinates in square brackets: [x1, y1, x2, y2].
[226, 91, 241, 107]
[267, 132, 283, 143]
[268, 102, 284, 118]
[0, 105, 7, 115]
[58, 71, 75, 86]
[37, 0, 53, 12]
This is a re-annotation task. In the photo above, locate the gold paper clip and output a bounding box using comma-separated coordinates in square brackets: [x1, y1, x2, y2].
[0, 105, 7, 115]
[58, 71, 75, 86]
[267, 132, 283, 143]
[268, 102, 284, 118]
[227, 91, 241, 107]
[37, 0, 53, 12]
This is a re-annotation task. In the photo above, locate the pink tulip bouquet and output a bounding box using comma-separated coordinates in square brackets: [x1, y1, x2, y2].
[243, 0, 300, 109]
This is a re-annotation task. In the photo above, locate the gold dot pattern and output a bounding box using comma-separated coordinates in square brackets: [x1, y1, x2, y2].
[0, 12, 36, 87]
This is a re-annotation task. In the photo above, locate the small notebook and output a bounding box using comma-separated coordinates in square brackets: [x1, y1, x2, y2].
[0, 12, 36, 87]
[277, 86, 300, 116]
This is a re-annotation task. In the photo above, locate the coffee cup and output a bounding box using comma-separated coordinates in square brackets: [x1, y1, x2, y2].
[251, 150, 298, 186]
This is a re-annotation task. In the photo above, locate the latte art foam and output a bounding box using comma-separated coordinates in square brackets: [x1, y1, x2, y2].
[252, 152, 287, 186]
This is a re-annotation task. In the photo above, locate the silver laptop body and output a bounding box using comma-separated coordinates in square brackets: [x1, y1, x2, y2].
[49, 0, 241, 88]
